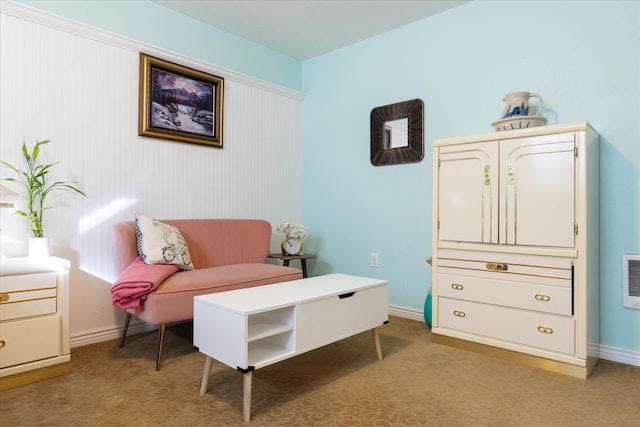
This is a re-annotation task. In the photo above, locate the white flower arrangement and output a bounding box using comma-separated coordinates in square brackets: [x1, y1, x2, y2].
[276, 220, 308, 239]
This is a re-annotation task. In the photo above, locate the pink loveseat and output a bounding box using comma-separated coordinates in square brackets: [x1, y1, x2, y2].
[113, 218, 303, 369]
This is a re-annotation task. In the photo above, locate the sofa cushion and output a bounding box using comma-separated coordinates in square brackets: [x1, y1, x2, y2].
[135, 212, 194, 270]
[125, 263, 303, 324]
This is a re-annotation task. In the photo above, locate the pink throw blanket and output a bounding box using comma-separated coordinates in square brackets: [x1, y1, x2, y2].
[111, 257, 179, 309]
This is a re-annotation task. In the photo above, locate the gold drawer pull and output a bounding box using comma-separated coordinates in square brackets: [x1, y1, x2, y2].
[486, 262, 508, 271]
[483, 165, 491, 186]
[535, 294, 551, 302]
[507, 165, 515, 184]
[0, 293, 9, 303]
[451, 283, 464, 290]
[0, 340, 5, 348]
[453, 310, 466, 318]
[537, 326, 554, 334]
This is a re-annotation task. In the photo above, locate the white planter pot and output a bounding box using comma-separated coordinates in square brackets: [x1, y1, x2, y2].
[29, 237, 50, 258]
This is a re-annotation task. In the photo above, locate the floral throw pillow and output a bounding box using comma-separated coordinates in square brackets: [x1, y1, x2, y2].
[134, 212, 194, 270]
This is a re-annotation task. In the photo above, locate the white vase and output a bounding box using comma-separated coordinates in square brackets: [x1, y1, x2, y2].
[29, 237, 50, 258]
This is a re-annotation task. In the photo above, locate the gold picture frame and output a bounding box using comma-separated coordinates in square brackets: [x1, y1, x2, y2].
[139, 53, 224, 148]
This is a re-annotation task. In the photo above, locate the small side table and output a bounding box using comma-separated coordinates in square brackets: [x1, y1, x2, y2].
[0, 257, 70, 390]
[267, 253, 316, 278]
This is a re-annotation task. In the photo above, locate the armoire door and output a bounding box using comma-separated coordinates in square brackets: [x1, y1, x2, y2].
[438, 142, 499, 244]
[499, 133, 576, 247]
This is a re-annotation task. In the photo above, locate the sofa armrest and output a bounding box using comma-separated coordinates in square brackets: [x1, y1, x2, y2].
[114, 221, 138, 276]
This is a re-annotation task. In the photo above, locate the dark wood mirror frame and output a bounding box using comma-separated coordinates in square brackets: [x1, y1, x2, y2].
[370, 98, 424, 166]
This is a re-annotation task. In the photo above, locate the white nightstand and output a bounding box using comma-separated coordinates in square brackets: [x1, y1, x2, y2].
[0, 257, 70, 390]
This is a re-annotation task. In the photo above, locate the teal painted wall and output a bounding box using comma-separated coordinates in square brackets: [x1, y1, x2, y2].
[301, 0, 639, 352]
[17, 0, 639, 353]
[18, 0, 302, 90]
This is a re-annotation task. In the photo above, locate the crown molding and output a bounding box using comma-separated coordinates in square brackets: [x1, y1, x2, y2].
[0, 1, 304, 101]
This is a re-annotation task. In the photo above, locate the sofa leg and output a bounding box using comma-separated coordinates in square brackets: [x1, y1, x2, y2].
[119, 312, 132, 348]
[156, 323, 166, 371]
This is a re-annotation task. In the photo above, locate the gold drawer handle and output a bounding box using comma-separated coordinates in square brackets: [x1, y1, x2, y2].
[537, 326, 554, 334]
[535, 294, 551, 302]
[0, 340, 5, 348]
[486, 262, 508, 271]
[507, 165, 515, 184]
[0, 293, 9, 303]
[453, 310, 466, 318]
[451, 283, 464, 290]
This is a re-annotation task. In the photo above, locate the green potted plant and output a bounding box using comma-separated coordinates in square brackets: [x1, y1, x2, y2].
[1, 139, 86, 257]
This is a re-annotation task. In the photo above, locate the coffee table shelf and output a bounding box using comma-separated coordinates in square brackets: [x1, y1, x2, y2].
[248, 307, 294, 341]
[247, 339, 295, 367]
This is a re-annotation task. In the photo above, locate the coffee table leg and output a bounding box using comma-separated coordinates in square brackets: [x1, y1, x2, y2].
[243, 371, 253, 422]
[200, 356, 213, 395]
[372, 328, 383, 361]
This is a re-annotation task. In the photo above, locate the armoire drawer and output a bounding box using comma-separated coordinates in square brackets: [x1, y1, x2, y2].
[436, 254, 573, 285]
[438, 297, 575, 355]
[437, 272, 572, 316]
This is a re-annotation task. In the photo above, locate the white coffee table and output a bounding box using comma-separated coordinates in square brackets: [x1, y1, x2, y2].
[194, 273, 388, 422]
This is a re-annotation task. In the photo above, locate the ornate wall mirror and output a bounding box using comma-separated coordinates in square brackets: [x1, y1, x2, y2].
[370, 98, 424, 166]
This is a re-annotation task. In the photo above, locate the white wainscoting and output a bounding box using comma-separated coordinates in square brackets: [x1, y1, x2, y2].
[0, 2, 304, 342]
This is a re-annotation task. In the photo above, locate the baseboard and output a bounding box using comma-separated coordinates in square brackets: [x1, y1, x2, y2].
[387, 304, 425, 322]
[70, 321, 156, 348]
[72, 308, 424, 347]
[598, 343, 640, 367]
[70, 305, 640, 368]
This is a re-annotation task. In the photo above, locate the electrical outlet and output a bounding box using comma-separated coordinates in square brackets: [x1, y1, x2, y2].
[371, 252, 379, 267]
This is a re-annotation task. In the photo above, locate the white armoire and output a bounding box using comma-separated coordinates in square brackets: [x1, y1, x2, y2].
[431, 122, 599, 378]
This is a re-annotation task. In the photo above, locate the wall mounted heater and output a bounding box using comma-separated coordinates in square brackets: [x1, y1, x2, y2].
[622, 254, 640, 309]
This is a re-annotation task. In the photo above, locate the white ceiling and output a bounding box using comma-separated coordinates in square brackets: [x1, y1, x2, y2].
[152, 1, 469, 60]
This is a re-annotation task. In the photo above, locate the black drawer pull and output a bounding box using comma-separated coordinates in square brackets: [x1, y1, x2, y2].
[339, 292, 356, 299]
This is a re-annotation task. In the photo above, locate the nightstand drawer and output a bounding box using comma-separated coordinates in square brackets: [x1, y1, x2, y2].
[0, 291, 57, 321]
[437, 272, 572, 315]
[0, 272, 58, 321]
[439, 297, 575, 355]
[0, 272, 57, 291]
[0, 316, 60, 368]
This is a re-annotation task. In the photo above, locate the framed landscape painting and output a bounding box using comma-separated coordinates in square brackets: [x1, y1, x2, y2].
[139, 53, 224, 147]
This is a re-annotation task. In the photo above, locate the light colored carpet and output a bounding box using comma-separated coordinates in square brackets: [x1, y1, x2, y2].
[1, 316, 638, 426]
